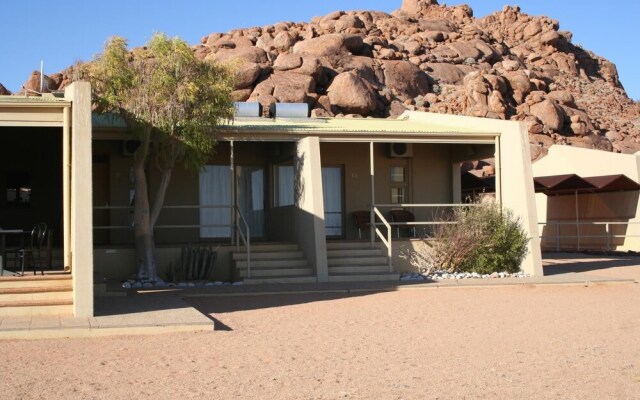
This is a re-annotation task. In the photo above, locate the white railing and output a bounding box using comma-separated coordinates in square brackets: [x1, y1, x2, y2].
[373, 207, 393, 272]
[538, 221, 640, 251]
[369, 203, 480, 273]
[234, 206, 251, 278]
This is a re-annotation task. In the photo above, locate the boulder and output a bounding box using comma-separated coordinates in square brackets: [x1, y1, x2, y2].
[530, 99, 565, 131]
[273, 54, 303, 71]
[293, 34, 349, 57]
[271, 72, 316, 103]
[206, 46, 268, 65]
[0, 83, 10, 95]
[381, 60, 431, 100]
[425, 63, 467, 85]
[273, 31, 297, 52]
[21, 71, 56, 94]
[233, 62, 262, 89]
[327, 71, 378, 115]
[547, 90, 575, 107]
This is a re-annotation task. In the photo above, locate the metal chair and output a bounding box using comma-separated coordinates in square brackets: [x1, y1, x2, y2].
[353, 211, 372, 239]
[17, 223, 50, 276]
[389, 210, 416, 238]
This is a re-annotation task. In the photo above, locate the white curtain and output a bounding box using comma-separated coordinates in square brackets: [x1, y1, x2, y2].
[322, 167, 343, 236]
[277, 165, 295, 207]
[199, 166, 231, 238]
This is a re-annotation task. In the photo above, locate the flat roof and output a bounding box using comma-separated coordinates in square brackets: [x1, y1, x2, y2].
[224, 114, 492, 135]
[0, 94, 70, 106]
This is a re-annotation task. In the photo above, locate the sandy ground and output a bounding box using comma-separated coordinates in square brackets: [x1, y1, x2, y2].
[1, 255, 640, 399]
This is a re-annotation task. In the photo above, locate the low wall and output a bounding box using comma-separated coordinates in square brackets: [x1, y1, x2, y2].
[94, 245, 236, 282]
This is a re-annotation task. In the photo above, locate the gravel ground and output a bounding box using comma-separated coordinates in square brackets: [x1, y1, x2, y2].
[1, 255, 639, 399]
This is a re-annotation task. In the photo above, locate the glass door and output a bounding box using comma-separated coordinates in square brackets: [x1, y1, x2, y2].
[236, 166, 266, 238]
[199, 165, 232, 238]
[322, 166, 344, 237]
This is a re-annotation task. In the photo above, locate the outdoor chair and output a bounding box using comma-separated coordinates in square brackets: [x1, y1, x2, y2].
[12, 223, 51, 276]
[389, 210, 416, 238]
[353, 211, 372, 239]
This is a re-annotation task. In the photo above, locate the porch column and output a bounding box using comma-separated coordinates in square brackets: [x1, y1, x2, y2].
[62, 106, 71, 272]
[230, 140, 235, 246]
[66, 82, 94, 318]
[296, 137, 328, 282]
[499, 123, 542, 276]
[452, 163, 461, 203]
[369, 141, 375, 248]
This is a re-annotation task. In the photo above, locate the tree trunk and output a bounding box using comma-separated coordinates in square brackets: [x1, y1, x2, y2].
[133, 131, 159, 281]
[150, 168, 172, 229]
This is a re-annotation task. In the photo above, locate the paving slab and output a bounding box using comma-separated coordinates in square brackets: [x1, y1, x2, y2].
[0, 292, 213, 340]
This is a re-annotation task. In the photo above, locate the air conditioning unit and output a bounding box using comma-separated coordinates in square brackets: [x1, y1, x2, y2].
[123, 140, 140, 156]
[389, 143, 413, 158]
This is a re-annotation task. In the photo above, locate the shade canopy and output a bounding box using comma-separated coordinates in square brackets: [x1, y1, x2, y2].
[534, 174, 640, 196]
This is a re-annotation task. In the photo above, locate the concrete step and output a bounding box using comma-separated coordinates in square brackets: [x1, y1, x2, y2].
[236, 258, 308, 269]
[241, 243, 299, 252]
[243, 276, 318, 285]
[0, 275, 72, 289]
[0, 286, 73, 302]
[238, 267, 313, 278]
[0, 299, 74, 317]
[326, 241, 378, 250]
[327, 256, 388, 266]
[328, 265, 390, 274]
[233, 251, 304, 261]
[327, 249, 383, 257]
[328, 273, 400, 283]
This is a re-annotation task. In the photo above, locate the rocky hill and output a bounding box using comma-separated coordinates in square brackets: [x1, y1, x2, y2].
[6, 0, 640, 161]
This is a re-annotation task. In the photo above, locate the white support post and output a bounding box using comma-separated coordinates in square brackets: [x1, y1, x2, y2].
[369, 142, 375, 249]
[495, 135, 502, 205]
[62, 106, 71, 272]
[230, 140, 235, 247]
[66, 82, 93, 318]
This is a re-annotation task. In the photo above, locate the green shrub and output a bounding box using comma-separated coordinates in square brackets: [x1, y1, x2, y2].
[429, 202, 529, 274]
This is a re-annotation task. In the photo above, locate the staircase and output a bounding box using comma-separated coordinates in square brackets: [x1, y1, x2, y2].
[327, 241, 400, 282]
[0, 274, 73, 317]
[233, 243, 317, 284]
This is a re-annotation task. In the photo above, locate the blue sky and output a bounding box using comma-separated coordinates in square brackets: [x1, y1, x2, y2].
[1, 1, 638, 99]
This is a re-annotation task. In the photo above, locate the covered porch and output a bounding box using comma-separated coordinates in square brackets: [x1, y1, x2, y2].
[217, 110, 541, 282]
[0, 83, 93, 317]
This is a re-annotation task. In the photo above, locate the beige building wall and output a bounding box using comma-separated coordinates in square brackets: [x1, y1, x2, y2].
[533, 145, 640, 251]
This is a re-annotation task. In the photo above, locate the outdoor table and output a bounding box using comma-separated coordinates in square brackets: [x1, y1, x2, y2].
[0, 229, 25, 276]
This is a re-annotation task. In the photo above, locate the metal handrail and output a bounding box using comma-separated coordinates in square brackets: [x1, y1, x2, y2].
[234, 206, 251, 278]
[373, 203, 477, 237]
[373, 207, 393, 272]
[538, 220, 640, 251]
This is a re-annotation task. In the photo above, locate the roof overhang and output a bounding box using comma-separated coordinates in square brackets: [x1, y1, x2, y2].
[0, 95, 71, 127]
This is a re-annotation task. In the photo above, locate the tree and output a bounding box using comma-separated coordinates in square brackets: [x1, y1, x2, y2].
[77, 34, 235, 281]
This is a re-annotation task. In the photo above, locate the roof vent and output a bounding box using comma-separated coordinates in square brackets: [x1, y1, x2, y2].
[234, 102, 262, 118]
[271, 103, 309, 119]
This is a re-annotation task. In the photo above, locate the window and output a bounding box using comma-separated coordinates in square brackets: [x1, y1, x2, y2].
[6, 172, 31, 207]
[273, 165, 295, 207]
[390, 166, 408, 205]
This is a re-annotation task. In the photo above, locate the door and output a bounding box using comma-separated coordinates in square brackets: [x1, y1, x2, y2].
[92, 156, 110, 244]
[236, 166, 266, 238]
[199, 165, 232, 238]
[322, 166, 344, 237]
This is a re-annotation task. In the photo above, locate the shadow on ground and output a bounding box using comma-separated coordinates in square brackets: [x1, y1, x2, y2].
[543, 252, 640, 276]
